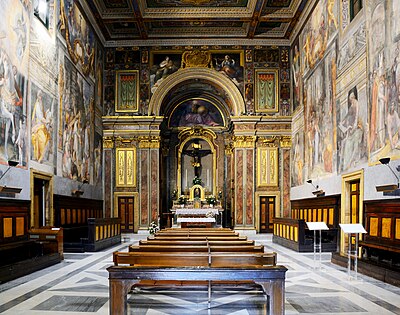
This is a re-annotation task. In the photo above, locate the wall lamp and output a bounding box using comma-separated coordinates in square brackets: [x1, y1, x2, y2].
[306, 179, 325, 197]
[0, 160, 22, 194]
[72, 179, 89, 197]
[376, 157, 400, 192]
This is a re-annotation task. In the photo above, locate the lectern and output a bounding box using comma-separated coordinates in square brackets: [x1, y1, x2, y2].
[339, 223, 367, 280]
[306, 222, 329, 271]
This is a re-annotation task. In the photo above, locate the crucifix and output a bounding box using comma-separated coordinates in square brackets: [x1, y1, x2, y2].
[182, 140, 212, 179]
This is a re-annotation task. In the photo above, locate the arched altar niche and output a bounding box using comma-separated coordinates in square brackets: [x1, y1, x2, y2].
[176, 127, 218, 198]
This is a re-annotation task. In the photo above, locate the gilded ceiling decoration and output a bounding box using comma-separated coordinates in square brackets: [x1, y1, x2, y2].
[86, 0, 310, 41]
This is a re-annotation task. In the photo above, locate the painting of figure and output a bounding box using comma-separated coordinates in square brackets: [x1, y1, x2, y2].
[94, 133, 102, 185]
[301, 0, 338, 75]
[291, 128, 304, 186]
[304, 47, 336, 178]
[150, 54, 181, 94]
[169, 98, 224, 128]
[0, 0, 29, 166]
[61, 57, 94, 182]
[291, 37, 302, 111]
[31, 83, 54, 164]
[337, 86, 368, 172]
[59, 0, 95, 77]
[212, 53, 244, 91]
[366, 0, 400, 163]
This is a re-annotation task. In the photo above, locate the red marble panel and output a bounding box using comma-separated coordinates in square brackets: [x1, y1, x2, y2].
[235, 149, 243, 225]
[104, 150, 112, 218]
[283, 149, 291, 217]
[140, 150, 148, 226]
[150, 150, 158, 222]
[246, 149, 254, 226]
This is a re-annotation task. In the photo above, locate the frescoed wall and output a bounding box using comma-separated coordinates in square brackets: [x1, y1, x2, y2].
[303, 46, 337, 179]
[30, 82, 55, 165]
[367, 0, 400, 164]
[60, 57, 94, 182]
[0, 0, 30, 166]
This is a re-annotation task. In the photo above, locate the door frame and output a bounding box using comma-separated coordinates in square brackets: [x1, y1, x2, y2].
[341, 170, 364, 255]
[255, 191, 280, 233]
[113, 192, 139, 233]
[30, 169, 53, 228]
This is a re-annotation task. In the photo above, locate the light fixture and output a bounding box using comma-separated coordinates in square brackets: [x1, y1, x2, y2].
[376, 157, 400, 192]
[72, 179, 89, 197]
[0, 160, 22, 194]
[306, 179, 325, 197]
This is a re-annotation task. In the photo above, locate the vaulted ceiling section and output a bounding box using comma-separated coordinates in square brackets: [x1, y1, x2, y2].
[85, 0, 310, 41]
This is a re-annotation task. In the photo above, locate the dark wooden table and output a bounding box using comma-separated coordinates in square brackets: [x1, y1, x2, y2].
[107, 265, 287, 315]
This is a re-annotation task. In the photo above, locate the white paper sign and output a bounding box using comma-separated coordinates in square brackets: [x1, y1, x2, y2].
[306, 222, 329, 230]
[339, 223, 367, 234]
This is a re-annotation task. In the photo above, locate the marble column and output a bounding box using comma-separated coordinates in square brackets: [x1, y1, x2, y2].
[103, 137, 114, 218]
[232, 136, 256, 230]
[138, 137, 160, 229]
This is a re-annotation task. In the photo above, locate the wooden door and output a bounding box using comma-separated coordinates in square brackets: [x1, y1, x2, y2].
[118, 196, 135, 233]
[260, 196, 275, 233]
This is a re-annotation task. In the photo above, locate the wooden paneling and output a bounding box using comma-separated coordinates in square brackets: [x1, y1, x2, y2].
[0, 200, 30, 244]
[291, 196, 340, 228]
[54, 195, 103, 227]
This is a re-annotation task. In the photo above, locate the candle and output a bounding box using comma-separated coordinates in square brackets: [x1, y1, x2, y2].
[185, 169, 188, 188]
[207, 169, 209, 188]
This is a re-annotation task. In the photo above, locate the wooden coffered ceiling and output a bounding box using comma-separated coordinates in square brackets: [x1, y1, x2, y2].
[85, 0, 310, 43]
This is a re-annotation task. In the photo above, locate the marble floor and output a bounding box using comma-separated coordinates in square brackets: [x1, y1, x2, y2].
[0, 234, 399, 314]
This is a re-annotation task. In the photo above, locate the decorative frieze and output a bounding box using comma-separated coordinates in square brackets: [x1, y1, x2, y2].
[232, 136, 257, 148]
[103, 136, 114, 149]
[138, 136, 161, 149]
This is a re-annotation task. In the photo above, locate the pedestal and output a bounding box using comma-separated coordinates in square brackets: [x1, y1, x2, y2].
[339, 223, 367, 280]
[306, 222, 329, 271]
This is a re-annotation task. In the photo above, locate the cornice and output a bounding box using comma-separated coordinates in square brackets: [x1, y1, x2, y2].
[103, 38, 290, 48]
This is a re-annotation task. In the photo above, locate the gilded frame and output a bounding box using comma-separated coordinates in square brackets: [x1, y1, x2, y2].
[257, 147, 278, 187]
[115, 70, 139, 113]
[255, 69, 279, 113]
[30, 169, 53, 227]
[116, 148, 137, 187]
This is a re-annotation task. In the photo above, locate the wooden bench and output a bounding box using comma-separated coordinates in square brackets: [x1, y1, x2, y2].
[129, 245, 265, 253]
[108, 251, 285, 314]
[148, 235, 248, 241]
[139, 239, 256, 246]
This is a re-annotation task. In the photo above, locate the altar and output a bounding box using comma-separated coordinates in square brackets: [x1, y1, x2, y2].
[171, 206, 223, 228]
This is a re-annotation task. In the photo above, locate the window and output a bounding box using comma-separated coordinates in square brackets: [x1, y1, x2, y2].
[350, 0, 363, 21]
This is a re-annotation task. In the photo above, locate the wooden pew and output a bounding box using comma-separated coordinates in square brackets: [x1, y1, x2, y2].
[129, 245, 265, 253]
[148, 235, 248, 241]
[109, 251, 285, 314]
[139, 239, 256, 246]
[115, 251, 276, 267]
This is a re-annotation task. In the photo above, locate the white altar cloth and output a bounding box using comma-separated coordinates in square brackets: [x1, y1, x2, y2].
[175, 209, 219, 215]
[177, 217, 216, 223]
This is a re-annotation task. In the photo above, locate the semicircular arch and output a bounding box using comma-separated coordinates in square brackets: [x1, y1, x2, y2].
[148, 67, 245, 116]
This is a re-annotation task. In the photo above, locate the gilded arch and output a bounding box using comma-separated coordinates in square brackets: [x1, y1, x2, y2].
[148, 67, 245, 116]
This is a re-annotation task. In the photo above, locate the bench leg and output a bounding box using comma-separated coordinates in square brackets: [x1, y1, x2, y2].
[109, 279, 139, 315]
[255, 279, 285, 315]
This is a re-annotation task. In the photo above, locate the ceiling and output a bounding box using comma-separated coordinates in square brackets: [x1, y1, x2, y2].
[85, 0, 310, 43]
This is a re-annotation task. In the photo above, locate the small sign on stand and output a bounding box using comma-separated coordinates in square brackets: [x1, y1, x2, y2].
[339, 223, 367, 281]
[306, 222, 329, 271]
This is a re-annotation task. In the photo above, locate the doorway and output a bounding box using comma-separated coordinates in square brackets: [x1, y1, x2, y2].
[118, 196, 134, 233]
[259, 196, 275, 233]
[341, 170, 364, 254]
[30, 170, 53, 228]
[114, 192, 139, 233]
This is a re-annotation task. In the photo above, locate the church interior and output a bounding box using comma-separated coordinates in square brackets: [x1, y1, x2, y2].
[1, 0, 400, 314]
